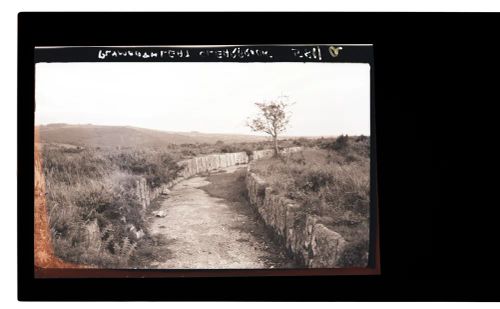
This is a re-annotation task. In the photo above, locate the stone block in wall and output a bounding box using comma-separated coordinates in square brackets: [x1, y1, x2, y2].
[285, 204, 301, 250]
[278, 198, 289, 239]
[309, 223, 347, 268]
[134, 177, 169, 211]
[251, 149, 275, 160]
[86, 219, 101, 249]
[204, 156, 210, 170]
[196, 157, 202, 174]
[246, 172, 267, 207]
[262, 191, 276, 232]
[209, 155, 216, 169]
[305, 215, 319, 248]
[303, 215, 320, 266]
[284, 204, 310, 265]
[270, 196, 289, 239]
[282, 147, 302, 155]
[261, 187, 275, 226]
[245, 172, 254, 203]
[135, 178, 150, 210]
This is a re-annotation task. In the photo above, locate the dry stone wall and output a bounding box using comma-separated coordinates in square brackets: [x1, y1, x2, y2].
[178, 152, 249, 179]
[134, 147, 302, 210]
[246, 164, 351, 268]
[281, 146, 302, 155]
[250, 146, 302, 160]
[250, 149, 274, 160]
[135, 178, 174, 210]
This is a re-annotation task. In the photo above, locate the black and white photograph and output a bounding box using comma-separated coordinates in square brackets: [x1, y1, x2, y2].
[12, 9, 500, 304]
[34, 45, 375, 274]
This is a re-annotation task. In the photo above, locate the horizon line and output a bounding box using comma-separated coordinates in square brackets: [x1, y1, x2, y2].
[35, 122, 369, 138]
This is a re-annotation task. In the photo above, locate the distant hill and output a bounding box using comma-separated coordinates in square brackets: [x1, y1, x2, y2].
[36, 124, 270, 147]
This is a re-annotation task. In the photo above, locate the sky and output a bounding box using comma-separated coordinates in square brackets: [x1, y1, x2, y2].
[35, 62, 370, 137]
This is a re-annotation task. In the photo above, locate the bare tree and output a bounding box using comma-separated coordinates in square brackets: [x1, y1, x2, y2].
[247, 96, 293, 157]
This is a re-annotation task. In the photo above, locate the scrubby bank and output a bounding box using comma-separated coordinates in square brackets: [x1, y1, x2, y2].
[247, 136, 370, 268]
[40, 145, 182, 268]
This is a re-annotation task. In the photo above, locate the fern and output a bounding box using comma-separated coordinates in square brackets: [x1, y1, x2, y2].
[111, 236, 137, 267]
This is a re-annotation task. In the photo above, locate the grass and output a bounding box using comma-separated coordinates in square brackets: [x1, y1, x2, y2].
[41, 145, 182, 268]
[251, 135, 370, 267]
[39, 134, 368, 268]
[200, 168, 249, 204]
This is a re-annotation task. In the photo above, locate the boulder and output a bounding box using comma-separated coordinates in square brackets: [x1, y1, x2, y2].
[135, 229, 145, 239]
[152, 210, 167, 217]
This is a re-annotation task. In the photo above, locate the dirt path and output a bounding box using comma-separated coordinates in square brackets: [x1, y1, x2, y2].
[149, 165, 295, 269]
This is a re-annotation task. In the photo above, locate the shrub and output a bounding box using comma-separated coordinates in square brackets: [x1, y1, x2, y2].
[337, 239, 369, 267]
[335, 134, 349, 148]
[219, 145, 236, 153]
[108, 150, 182, 188]
[297, 168, 336, 192]
[42, 146, 107, 184]
[181, 149, 196, 157]
[73, 181, 116, 221]
[355, 135, 368, 142]
[242, 148, 253, 157]
[319, 135, 349, 151]
[292, 137, 313, 147]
